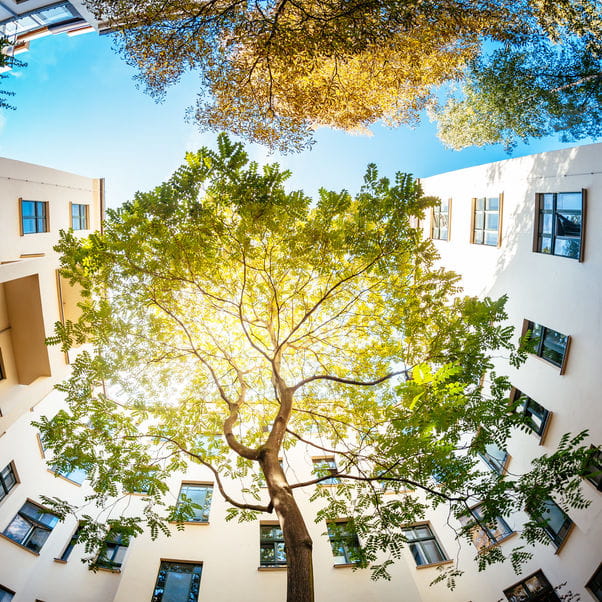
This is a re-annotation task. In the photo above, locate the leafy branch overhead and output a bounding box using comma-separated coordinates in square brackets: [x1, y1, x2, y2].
[41, 135, 594, 600]
[87, 0, 601, 150]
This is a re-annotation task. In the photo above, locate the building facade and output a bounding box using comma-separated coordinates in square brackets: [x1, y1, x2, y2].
[0, 146, 601, 601]
[0, 1, 108, 60]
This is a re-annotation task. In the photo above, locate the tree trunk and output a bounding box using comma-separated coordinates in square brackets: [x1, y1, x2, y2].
[262, 452, 314, 602]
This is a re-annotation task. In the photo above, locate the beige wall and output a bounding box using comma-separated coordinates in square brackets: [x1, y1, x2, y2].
[1, 146, 602, 601]
[0, 157, 102, 432]
[419, 142, 602, 600]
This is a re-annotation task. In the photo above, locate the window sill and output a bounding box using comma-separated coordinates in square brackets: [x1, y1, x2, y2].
[333, 563, 360, 569]
[93, 566, 121, 574]
[258, 566, 287, 571]
[554, 524, 575, 555]
[53, 558, 68, 564]
[416, 559, 453, 570]
[168, 521, 210, 526]
[0, 532, 40, 556]
[47, 470, 84, 486]
[528, 353, 564, 374]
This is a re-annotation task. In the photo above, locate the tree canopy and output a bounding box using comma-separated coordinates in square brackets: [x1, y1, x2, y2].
[87, 0, 601, 151]
[434, 35, 602, 150]
[40, 135, 594, 601]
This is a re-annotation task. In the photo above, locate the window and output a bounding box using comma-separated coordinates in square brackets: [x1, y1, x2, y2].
[39, 434, 87, 485]
[431, 199, 450, 241]
[95, 531, 129, 570]
[583, 446, 602, 491]
[534, 191, 584, 260]
[535, 498, 573, 548]
[0, 585, 14, 602]
[71, 203, 88, 230]
[479, 442, 508, 474]
[126, 465, 158, 495]
[327, 521, 361, 565]
[152, 561, 202, 602]
[176, 484, 213, 522]
[512, 389, 551, 437]
[587, 563, 602, 601]
[402, 524, 447, 566]
[59, 525, 81, 561]
[525, 321, 569, 370]
[472, 196, 502, 246]
[312, 458, 340, 485]
[0, 462, 18, 502]
[504, 570, 560, 601]
[260, 524, 287, 567]
[55, 466, 87, 485]
[3, 501, 59, 553]
[20, 200, 48, 234]
[460, 504, 513, 551]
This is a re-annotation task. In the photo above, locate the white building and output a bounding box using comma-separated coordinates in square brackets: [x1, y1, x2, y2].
[0, 0, 108, 59]
[0, 146, 600, 601]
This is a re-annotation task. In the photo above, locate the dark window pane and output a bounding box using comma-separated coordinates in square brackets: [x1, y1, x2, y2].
[535, 192, 583, 260]
[26, 527, 51, 553]
[587, 563, 602, 600]
[541, 330, 567, 366]
[152, 562, 202, 602]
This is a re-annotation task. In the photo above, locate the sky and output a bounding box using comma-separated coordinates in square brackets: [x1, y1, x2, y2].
[0, 31, 597, 209]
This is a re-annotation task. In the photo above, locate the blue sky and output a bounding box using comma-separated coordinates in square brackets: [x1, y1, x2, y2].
[0, 32, 596, 208]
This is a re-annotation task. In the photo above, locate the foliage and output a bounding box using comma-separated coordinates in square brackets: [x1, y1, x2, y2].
[39, 135, 593, 596]
[434, 35, 602, 150]
[87, 0, 600, 151]
[0, 37, 24, 111]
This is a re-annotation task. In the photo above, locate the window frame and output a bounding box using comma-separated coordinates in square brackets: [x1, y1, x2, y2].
[511, 388, 551, 440]
[259, 522, 287, 568]
[312, 457, 340, 485]
[431, 198, 451, 241]
[535, 498, 573, 549]
[587, 562, 602, 601]
[57, 524, 81, 562]
[70, 202, 89, 231]
[402, 523, 448, 567]
[503, 569, 560, 601]
[0, 348, 6, 380]
[0, 462, 18, 503]
[19, 198, 49, 235]
[94, 531, 129, 571]
[583, 446, 602, 492]
[523, 320, 571, 374]
[175, 482, 213, 523]
[151, 560, 203, 602]
[326, 520, 361, 566]
[2, 500, 59, 553]
[471, 194, 503, 247]
[533, 190, 586, 262]
[460, 503, 513, 551]
[478, 442, 509, 475]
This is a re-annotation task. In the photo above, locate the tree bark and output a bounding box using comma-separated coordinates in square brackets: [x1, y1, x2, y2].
[261, 451, 314, 602]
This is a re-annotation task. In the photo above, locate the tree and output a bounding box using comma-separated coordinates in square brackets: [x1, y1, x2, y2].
[0, 37, 24, 111]
[40, 135, 593, 601]
[86, 0, 600, 151]
[434, 36, 602, 150]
